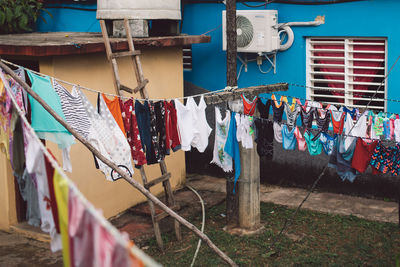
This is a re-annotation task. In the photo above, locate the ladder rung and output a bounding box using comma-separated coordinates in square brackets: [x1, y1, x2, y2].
[133, 79, 149, 94]
[144, 172, 171, 189]
[111, 50, 141, 59]
[120, 84, 133, 93]
[155, 204, 180, 222]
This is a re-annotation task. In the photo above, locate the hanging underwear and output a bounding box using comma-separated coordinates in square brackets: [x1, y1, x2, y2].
[241, 94, 258, 116]
[319, 132, 336, 156]
[316, 110, 331, 136]
[164, 100, 181, 153]
[351, 138, 379, 174]
[273, 121, 283, 143]
[342, 106, 357, 118]
[254, 118, 274, 160]
[373, 114, 384, 136]
[154, 101, 167, 157]
[283, 97, 300, 128]
[370, 141, 400, 176]
[394, 118, 400, 142]
[281, 124, 296, 150]
[256, 98, 271, 119]
[383, 119, 391, 140]
[293, 126, 307, 151]
[271, 95, 284, 122]
[330, 108, 345, 134]
[300, 107, 315, 129]
[328, 135, 358, 182]
[304, 130, 322, 156]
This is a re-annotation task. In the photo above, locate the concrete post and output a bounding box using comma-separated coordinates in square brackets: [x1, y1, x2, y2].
[238, 135, 261, 230]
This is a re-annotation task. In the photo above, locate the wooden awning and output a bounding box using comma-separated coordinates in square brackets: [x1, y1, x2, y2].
[0, 32, 210, 57]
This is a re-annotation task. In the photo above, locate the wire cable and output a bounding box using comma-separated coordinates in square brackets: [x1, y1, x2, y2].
[186, 185, 206, 267]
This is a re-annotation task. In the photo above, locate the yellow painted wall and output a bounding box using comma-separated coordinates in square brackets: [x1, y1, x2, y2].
[39, 47, 185, 219]
[0, 46, 185, 229]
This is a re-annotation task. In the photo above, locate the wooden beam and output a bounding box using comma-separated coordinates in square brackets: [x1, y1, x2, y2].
[225, 0, 239, 228]
[0, 60, 238, 267]
[205, 83, 289, 105]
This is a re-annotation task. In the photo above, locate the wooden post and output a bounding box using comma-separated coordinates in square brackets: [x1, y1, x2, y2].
[225, 0, 239, 228]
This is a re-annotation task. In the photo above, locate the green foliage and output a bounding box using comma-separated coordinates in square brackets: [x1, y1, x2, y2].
[0, 0, 52, 34]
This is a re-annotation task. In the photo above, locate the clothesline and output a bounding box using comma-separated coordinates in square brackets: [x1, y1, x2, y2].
[245, 112, 400, 144]
[2, 58, 399, 105]
[1, 59, 233, 102]
[0, 70, 160, 267]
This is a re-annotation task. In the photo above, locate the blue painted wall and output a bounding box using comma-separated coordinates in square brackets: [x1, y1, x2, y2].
[37, 3, 100, 32]
[181, 0, 400, 114]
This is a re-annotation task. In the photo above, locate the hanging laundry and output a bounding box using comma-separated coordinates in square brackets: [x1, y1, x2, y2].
[366, 111, 379, 140]
[344, 111, 368, 150]
[383, 118, 391, 140]
[12, 117, 25, 177]
[373, 113, 384, 136]
[147, 101, 163, 160]
[154, 101, 167, 157]
[0, 77, 12, 159]
[328, 135, 358, 182]
[370, 141, 400, 176]
[283, 96, 300, 128]
[164, 100, 181, 153]
[273, 121, 283, 143]
[135, 100, 161, 164]
[394, 117, 400, 142]
[254, 118, 274, 159]
[235, 113, 253, 149]
[390, 117, 395, 140]
[271, 94, 284, 122]
[329, 106, 345, 134]
[300, 106, 315, 130]
[44, 150, 61, 235]
[228, 98, 243, 114]
[102, 94, 126, 135]
[76, 89, 133, 180]
[224, 111, 240, 193]
[256, 98, 271, 119]
[281, 124, 296, 150]
[304, 130, 322, 156]
[119, 98, 147, 167]
[3, 69, 25, 111]
[241, 94, 257, 116]
[293, 126, 307, 151]
[23, 126, 61, 251]
[189, 96, 212, 153]
[175, 97, 198, 151]
[319, 132, 336, 156]
[53, 81, 91, 139]
[351, 138, 379, 174]
[210, 107, 232, 172]
[302, 99, 322, 115]
[26, 70, 75, 149]
[316, 109, 331, 135]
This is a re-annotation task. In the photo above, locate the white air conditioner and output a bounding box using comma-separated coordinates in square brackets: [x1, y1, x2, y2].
[222, 10, 280, 53]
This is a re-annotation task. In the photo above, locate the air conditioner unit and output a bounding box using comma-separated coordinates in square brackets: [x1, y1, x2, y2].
[222, 10, 280, 53]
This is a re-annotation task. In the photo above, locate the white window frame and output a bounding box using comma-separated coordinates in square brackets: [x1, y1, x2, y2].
[306, 37, 387, 111]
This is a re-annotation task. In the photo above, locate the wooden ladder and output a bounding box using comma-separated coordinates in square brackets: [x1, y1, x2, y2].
[100, 19, 182, 250]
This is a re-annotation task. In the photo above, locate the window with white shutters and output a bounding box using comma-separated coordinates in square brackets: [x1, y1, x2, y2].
[306, 37, 387, 111]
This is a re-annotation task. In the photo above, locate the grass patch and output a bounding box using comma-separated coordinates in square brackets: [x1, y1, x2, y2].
[144, 202, 400, 266]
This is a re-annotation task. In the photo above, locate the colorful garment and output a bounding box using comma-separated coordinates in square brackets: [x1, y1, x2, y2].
[383, 118, 391, 140]
[373, 113, 384, 136]
[300, 107, 315, 129]
[281, 124, 296, 150]
[164, 100, 181, 153]
[241, 94, 257, 116]
[271, 94, 284, 122]
[154, 101, 167, 157]
[236, 113, 253, 149]
[370, 141, 400, 176]
[120, 98, 147, 167]
[210, 107, 232, 172]
[330, 106, 345, 134]
[294, 126, 307, 151]
[283, 96, 300, 128]
[148, 101, 162, 161]
[319, 132, 336, 156]
[351, 138, 379, 174]
[273, 122, 283, 143]
[304, 130, 322, 156]
[26, 70, 75, 149]
[102, 94, 126, 135]
[328, 135, 358, 182]
[224, 112, 240, 192]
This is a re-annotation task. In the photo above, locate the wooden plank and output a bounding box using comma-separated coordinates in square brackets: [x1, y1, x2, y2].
[154, 204, 180, 222]
[204, 83, 289, 105]
[111, 50, 141, 58]
[120, 84, 133, 94]
[0, 33, 210, 57]
[133, 79, 149, 94]
[144, 172, 171, 189]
